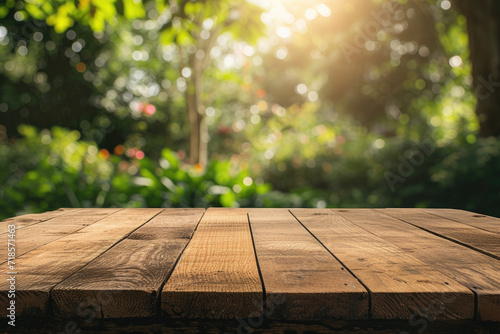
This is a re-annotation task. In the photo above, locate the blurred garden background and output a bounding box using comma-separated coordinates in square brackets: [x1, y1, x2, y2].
[1, 0, 500, 220]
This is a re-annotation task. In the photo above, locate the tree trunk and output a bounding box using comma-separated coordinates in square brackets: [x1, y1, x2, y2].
[199, 115, 208, 166]
[186, 90, 201, 165]
[454, 0, 500, 137]
[186, 59, 208, 166]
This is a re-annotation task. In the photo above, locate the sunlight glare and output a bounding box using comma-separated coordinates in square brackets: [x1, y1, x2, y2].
[276, 26, 292, 39]
[316, 4, 332, 17]
[305, 8, 318, 20]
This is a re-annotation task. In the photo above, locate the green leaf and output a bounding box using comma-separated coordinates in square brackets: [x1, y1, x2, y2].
[220, 192, 236, 207]
[220, 2, 265, 44]
[183, 2, 203, 16]
[24, 3, 46, 20]
[160, 28, 177, 45]
[156, 0, 167, 12]
[161, 149, 180, 169]
[176, 29, 194, 45]
[123, 0, 145, 19]
[46, 2, 76, 33]
[0, 6, 9, 19]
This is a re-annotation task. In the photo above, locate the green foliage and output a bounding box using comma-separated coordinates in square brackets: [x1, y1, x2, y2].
[131, 148, 271, 208]
[0, 126, 271, 220]
[260, 133, 500, 217]
[0, 125, 114, 217]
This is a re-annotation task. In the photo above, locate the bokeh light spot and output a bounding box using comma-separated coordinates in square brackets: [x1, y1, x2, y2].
[114, 145, 126, 155]
[135, 150, 145, 160]
[145, 104, 156, 116]
[316, 4, 332, 17]
[76, 62, 86, 72]
[243, 176, 253, 186]
[276, 27, 292, 39]
[305, 8, 317, 20]
[276, 47, 288, 59]
[440, 0, 451, 10]
[449, 55, 463, 68]
[181, 67, 192, 78]
[296, 83, 307, 95]
[374, 139, 385, 149]
[99, 149, 110, 159]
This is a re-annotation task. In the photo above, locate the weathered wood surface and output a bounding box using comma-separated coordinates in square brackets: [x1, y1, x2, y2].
[161, 208, 263, 319]
[52, 208, 204, 318]
[419, 208, 500, 235]
[0, 208, 162, 316]
[248, 209, 368, 320]
[0, 208, 122, 261]
[0, 207, 499, 331]
[290, 209, 474, 320]
[342, 209, 500, 321]
[380, 208, 500, 260]
[0, 208, 80, 231]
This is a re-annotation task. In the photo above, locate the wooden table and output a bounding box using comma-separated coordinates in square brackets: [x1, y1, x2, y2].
[1, 208, 500, 333]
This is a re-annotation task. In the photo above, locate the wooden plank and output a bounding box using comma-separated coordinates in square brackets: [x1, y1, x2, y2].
[248, 209, 369, 320]
[162, 208, 263, 319]
[0, 208, 163, 317]
[0, 208, 122, 261]
[0, 208, 80, 232]
[419, 208, 500, 235]
[380, 209, 500, 260]
[291, 209, 474, 320]
[51, 208, 205, 318]
[337, 208, 500, 322]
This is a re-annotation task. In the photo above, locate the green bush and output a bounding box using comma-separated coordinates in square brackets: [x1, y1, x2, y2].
[2, 125, 499, 220]
[0, 126, 271, 220]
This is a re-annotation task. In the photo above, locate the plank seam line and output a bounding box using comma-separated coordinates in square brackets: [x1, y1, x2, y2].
[0, 208, 125, 266]
[416, 208, 500, 235]
[0, 208, 85, 235]
[471, 288, 479, 321]
[247, 212, 267, 320]
[47, 208, 162, 313]
[156, 209, 206, 318]
[377, 210, 500, 261]
[288, 209, 373, 320]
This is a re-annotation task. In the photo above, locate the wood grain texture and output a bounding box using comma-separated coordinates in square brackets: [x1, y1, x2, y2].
[51, 208, 205, 318]
[291, 209, 474, 320]
[0, 208, 162, 317]
[379, 209, 500, 260]
[341, 209, 500, 321]
[162, 208, 263, 319]
[0, 208, 80, 232]
[419, 208, 500, 235]
[248, 209, 369, 320]
[0, 208, 122, 261]
[2, 207, 498, 325]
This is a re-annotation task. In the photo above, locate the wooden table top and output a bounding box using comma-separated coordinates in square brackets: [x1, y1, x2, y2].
[1, 207, 500, 325]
